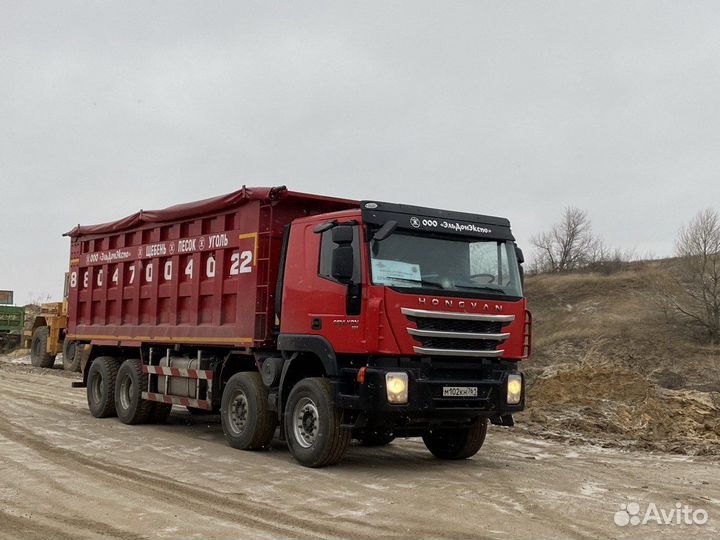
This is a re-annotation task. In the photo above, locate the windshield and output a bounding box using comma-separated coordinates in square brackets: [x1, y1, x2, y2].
[370, 232, 522, 297]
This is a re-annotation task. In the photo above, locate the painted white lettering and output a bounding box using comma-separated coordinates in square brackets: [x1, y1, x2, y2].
[239, 250, 253, 273]
[178, 239, 197, 253]
[208, 233, 228, 249]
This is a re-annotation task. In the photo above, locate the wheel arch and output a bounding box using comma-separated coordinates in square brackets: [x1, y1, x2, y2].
[219, 353, 259, 389]
[278, 351, 329, 418]
[276, 334, 339, 418]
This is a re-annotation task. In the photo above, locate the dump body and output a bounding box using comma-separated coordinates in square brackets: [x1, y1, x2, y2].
[64, 186, 356, 350]
[0, 306, 23, 334]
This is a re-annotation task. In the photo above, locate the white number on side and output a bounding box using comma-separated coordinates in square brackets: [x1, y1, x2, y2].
[239, 250, 252, 273]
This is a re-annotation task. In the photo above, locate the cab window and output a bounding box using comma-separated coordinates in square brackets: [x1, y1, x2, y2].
[318, 226, 361, 283]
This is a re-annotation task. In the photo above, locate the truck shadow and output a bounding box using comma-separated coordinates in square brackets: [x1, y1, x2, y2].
[156, 409, 505, 473]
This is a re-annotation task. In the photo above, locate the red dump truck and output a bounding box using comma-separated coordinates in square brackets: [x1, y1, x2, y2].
[40, 185, 530, 467]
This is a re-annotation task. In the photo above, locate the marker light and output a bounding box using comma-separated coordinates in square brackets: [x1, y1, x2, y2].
[507, 374, 523, 405]
[385, 372, 409, 404]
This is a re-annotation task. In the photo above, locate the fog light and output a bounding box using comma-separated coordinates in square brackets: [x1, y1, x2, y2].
[507, 374, 522, 405]
[385, 372, 409, 404]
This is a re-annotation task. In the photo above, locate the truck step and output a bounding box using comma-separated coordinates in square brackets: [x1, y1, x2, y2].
[141, 392, 212, 410]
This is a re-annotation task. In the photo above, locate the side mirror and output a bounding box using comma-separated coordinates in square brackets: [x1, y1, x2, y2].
[331, 245, 354, 283]
[515, 245, 525, 287]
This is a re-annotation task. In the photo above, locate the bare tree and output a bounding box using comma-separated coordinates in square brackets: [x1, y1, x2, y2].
[660, 209, 720, 344]
[531, 206, 599, 273]
[586, 241, 635, 275]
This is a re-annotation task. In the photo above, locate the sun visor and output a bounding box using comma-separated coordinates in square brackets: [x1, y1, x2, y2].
[361, 200, 515, 241]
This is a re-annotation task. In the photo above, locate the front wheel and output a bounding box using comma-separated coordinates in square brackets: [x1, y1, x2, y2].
[284, 378, 351, 468]
[422, 417, 488, 460]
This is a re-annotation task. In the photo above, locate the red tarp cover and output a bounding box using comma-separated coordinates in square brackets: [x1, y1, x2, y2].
[64, 185, 358, 238]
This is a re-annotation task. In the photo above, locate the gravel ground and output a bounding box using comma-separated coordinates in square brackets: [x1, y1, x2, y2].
[0, 355, 718, 539]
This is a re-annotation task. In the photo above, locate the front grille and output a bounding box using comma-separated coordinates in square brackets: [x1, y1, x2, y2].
[402, 308, 513, 358]
[412, 317, 502, 334]
[415, 337, 499, 350]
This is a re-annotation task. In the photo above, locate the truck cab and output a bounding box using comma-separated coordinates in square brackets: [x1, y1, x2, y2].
[272, 200, 529, 462]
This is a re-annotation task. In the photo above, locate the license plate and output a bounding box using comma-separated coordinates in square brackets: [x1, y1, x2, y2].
[442, 386, 478, 397]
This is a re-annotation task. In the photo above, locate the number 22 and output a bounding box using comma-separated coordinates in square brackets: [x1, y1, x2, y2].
[229, 251, 253, 275]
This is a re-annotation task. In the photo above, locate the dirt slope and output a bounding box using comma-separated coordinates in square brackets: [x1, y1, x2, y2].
[517, 263, 720, 455]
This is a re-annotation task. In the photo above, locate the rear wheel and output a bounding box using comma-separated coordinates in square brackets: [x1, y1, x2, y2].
[87, 356, 120, 418]
[284, 378, 351, 467]
[30, 327, 55, 368]
[114, 359, 153, 425]
[422, 417, 488, 460]
[221, 372, 276, 450]
[62, 339, 81, 372]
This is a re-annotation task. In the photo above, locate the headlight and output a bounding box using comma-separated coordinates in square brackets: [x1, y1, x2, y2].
[507, 374, 522, 405]
[385, 372, 409, 404]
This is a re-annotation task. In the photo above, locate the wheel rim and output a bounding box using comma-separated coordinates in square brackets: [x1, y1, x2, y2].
[91, 371, 103, 404]
[293, 397, 319, 449]
[119, 376, 132, 410]
[228, 391, 249, 435]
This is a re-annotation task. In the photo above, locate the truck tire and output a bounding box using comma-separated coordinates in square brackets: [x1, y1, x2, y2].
[62, 339, 81, 372]
[114, 358, 154, 425]
[284, 378, 351, 468]
[30, 327, 55, 368]
[87, 356, 120, 418]
[422, 417, 488, 460]
[358, 430, 396, 447]
[148, 402, 173, 423]
[221, 372, 276, 450]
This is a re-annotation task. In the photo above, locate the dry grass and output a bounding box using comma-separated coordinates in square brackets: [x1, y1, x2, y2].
[519, 262, 720, 455]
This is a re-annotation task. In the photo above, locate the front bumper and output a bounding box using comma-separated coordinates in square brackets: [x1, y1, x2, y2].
[335, 365, 525, 421]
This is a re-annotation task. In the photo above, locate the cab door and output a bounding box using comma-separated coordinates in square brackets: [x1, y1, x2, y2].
[279, 221, 367, 353]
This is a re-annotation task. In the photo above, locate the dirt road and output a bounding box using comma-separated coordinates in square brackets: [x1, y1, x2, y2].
[0, 357, 717, 539]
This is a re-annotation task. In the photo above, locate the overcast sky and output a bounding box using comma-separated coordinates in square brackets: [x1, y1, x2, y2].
[2, 1, 720, 305]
